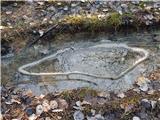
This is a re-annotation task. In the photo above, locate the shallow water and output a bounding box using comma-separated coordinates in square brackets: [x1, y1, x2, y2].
[2, 30, 160, 95]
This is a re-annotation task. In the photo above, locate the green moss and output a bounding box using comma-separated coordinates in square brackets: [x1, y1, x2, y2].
[60, 87, 98, 101]
[105, 12, 122, 30]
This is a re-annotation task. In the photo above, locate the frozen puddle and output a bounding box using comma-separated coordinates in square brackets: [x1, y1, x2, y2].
[18, 43, 149, 94]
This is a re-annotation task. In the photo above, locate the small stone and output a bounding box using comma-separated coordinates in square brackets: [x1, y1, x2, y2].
[42, 100, 50, 112]
[133, 116, 141, 120]
[98, 91, 110, 98]
[95, 114, 104, 120]
[73, 111, 84, 120]
[47, 6, 56, 11]
[147, 90, 155, 95]
[136, 76, 150, 86]
[38, 30, 44, 36]
[50, 100, 58, 110]
[141, 99, 151, 110]
[58, 99, 68, 109]
[6, 11, 12, 15]
[71, 3, 77, 7]
[91, 109, 96, 116]
[139, 83, 149, 92]
[81, 100, 91, 105]
[151, 100, 157, 109]
[45, 117, 51, 120]
[57, 2, 62, 6]
[81, 0, 85, 2]
[25, 108, 34, 116]
[36, 105, 43, 115]
[133, 88, 140, 93]
[52, 109, 63, 112]
[37, 2, 44, 5]
[146, 14, 154, 20]
[76, 101, 81, 107]
[102, 9, 108, 12]
[29, 114, 37, 120]
[117, 92, 125, 98]
[63, 6, 68, 11]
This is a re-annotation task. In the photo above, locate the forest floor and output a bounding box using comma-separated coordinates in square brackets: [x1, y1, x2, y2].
[1, 1, 160, 120]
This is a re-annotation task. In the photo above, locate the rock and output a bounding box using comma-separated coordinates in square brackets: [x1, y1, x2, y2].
[52, 109, 63, 113]
[38, 30, 44, 36]
[116, 6, 123, 15]
[98, 91, 110, 99]
[117, 92, 125, 98]
[151, 100, 157, 109]
[42, 99, 50, 112]
[45, 117, 51, 120]
[71, 3, 77, 7]
[147, 90, 155, 95]
[25, 108, 34, 116]
[6, 11, 12, 15]
[58, 99, 68, 109]
[64, 6, 68, 11]
[133, 116, 141, 120]
[37, 2, 44, 5]
[146, 14, 154, 20]
[141, 99, 151, 110]
[91, 109, 96, 116]
[81, 100, 91, 105]
[136, 76, 150, 86]
[50, 100, 58, 109]
[29, 114, 37, 120]
[95, 114, 105, 120]
[76, 101, 81, 107]
[57, 2, 62, 6]
[73, 111, 84, 120]
[47, 6, 56, 11]
[139, 83, 149, 92]
[102, 9, 108, 12]
[36, 105, 43, 115]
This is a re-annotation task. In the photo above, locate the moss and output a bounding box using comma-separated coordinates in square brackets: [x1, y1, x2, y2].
[60, 87, 98, 101]
[105, 12, 122, 30]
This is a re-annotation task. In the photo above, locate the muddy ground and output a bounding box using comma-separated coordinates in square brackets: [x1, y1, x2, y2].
[1, 1, 160, 120]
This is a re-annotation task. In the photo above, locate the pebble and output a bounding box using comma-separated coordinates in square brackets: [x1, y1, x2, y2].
[147, 89, 155, 95]
[98, 91, 110, 99]
[71, 3, 77, 7]
[117, 92, 125, 98]
[47, 6, 56, 11]
[25, 108, 34, 116]
[102, 9, 108, 12]
[95, 114, 104, 120]
[52, 109, 63, 112]
[36, 105, 43, 115]
[42, 99, 50, 112]
[64, 6, 68, 11]
[6, 11, 12, 15]
[76, 101, 81, 107]
[38, 30, 44, 36]
[151, 100, 157, 109]
[50, 100, 58, 109]
[29, 114, 37, 120]
[45, 117, 51, 120]
[133, 116, 141, 120]
[73, 111, 84, 120]
[139, 83, 149, 92]
[91, 109, 96, 116]
[58, 99, 68, 109]
[141, 99, 151, 110]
